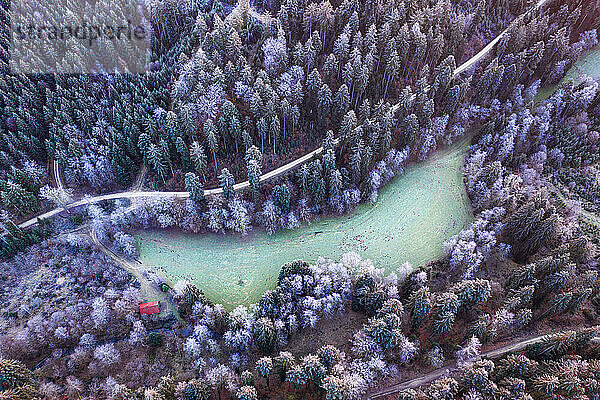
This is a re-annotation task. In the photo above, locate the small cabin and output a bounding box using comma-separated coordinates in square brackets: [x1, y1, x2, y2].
[139, 301, 160, 315]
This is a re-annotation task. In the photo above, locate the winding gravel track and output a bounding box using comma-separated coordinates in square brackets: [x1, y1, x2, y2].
[18, 0, 551, 230]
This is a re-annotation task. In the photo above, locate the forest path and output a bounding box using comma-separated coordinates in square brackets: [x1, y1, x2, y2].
[53, 160, 65, 195]
[18, 0, 551, 230]
[366, 328, 600, 399]
[453, 0, 551, 75]
[89, 229, 181, 318]
[131, 165, 148, 192]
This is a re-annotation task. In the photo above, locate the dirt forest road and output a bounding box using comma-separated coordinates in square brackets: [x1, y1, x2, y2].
[53, 160, 65, 194]
[89, 229, 181, 317]
[18, 0, 552, 230]
[366, 329, 600, 399]
[18, 142, 333, 229]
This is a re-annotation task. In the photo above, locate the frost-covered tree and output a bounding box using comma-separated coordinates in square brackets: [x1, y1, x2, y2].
[263, 36, 288, 77]
[253, 318, 277, 353]
[39, 185, 74, 210]
[237, 385, 258, 400]
[207, 364, 238, 398]
[219, 168, 235, 201]
[456, 336, 481, 367]
[128, 320, 147, 346]
[91, 297, 110, 328]
[185, 172, 205, 202]
[94, 343, 120, 366]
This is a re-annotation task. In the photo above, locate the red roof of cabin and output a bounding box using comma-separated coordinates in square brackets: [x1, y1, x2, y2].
[139, 301, 160, 315]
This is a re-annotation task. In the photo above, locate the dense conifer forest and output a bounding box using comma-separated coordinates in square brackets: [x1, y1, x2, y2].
[0, 0, 599, 398]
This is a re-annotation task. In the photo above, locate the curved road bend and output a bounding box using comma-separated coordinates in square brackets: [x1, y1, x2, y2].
[19, 0, 552, 230]
[19, 143, 330, 229]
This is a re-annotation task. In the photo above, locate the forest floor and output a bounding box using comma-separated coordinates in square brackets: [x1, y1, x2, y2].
[285, 307, 366, 357]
